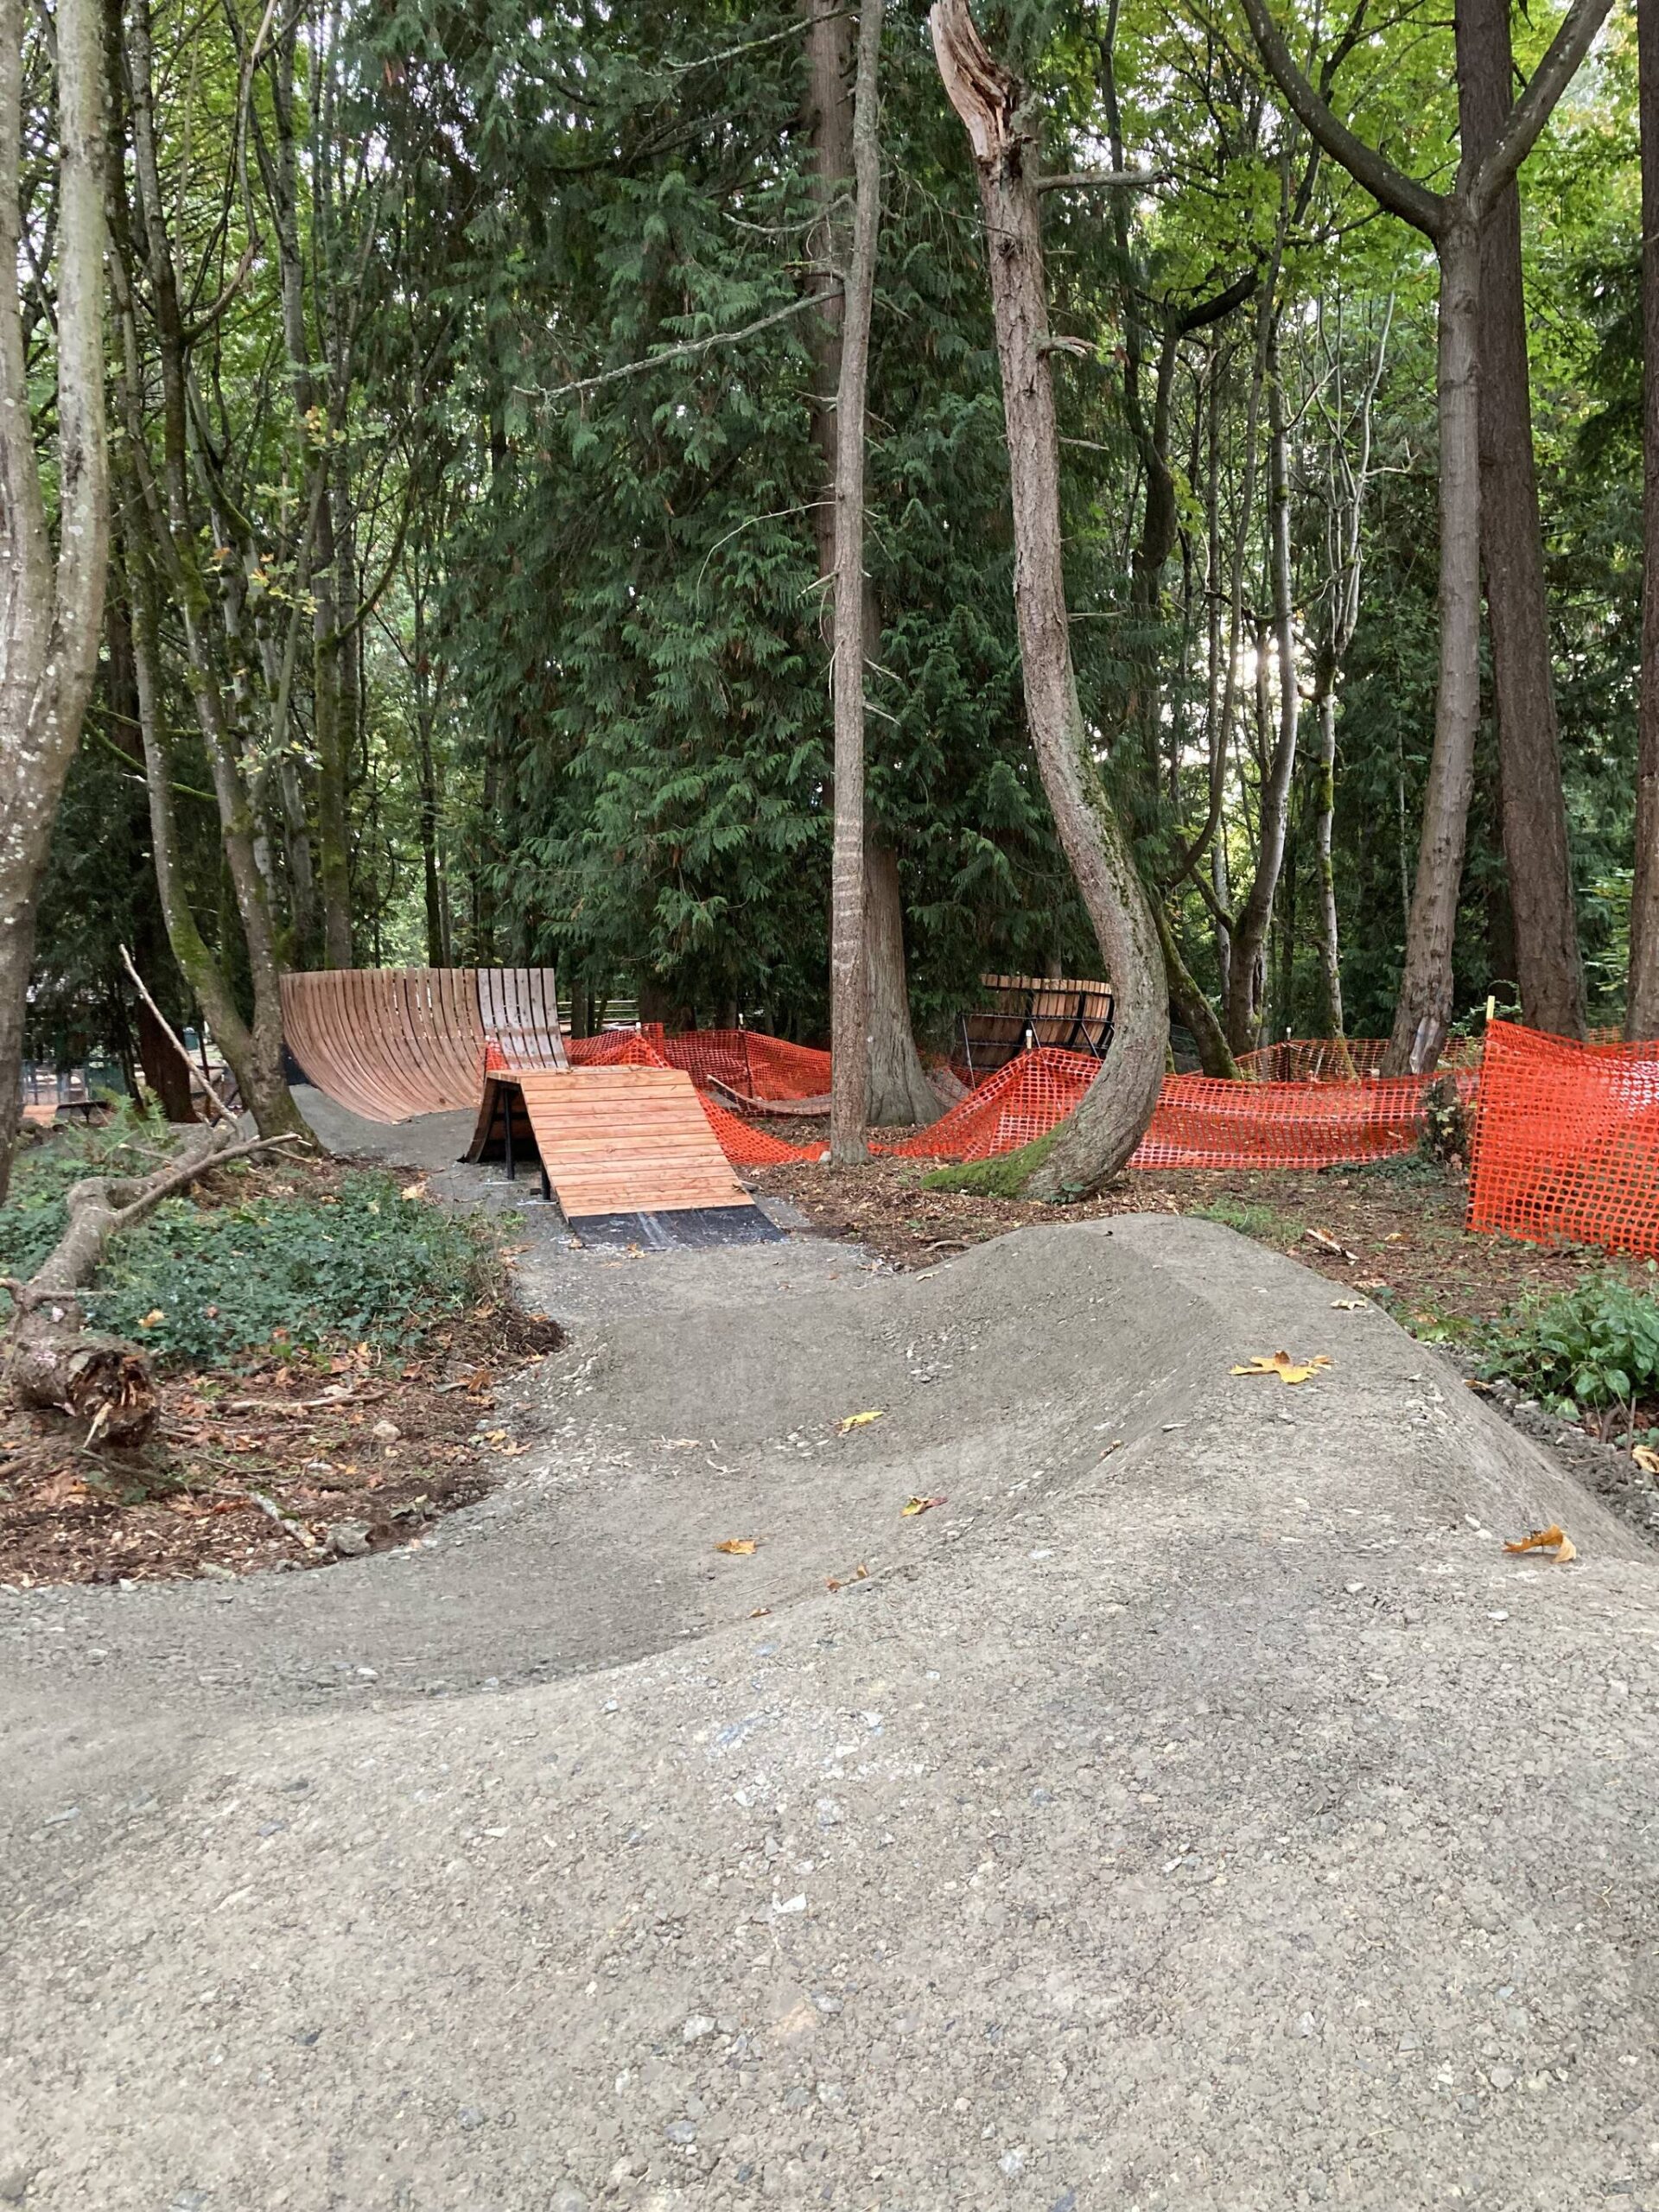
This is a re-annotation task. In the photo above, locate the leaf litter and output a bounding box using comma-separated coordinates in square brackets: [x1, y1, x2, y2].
[1230, 1351, 1332, 1386]
[1503, 1524, 1578, 1563]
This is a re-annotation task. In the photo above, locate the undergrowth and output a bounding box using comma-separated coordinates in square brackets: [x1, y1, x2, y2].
[1, 1122, 494, 1367]
[0, 1106, 159, 1277]
[921, 1128, 1058, 1199]
[1193, 1195, 1299, 1243]
[1480, 1264, 1659, 1418]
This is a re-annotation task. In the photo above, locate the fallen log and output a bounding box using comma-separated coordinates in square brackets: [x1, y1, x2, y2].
[3, 1122, 302, 1448]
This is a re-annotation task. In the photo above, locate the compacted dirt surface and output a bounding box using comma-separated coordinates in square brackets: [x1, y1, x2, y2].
[4, 1091, 1659, 2210]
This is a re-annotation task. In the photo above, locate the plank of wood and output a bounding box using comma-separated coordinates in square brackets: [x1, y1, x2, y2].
[517, 1067, 753, 1215]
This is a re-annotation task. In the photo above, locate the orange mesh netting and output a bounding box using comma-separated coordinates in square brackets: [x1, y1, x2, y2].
[885, 1048, 1098, 1160]
[1235, 1034, 1481, 1082]
[568, 1026, 831, 1109]
[537, 1027, 1481, 1179]
[1133, 1072, 1464, 1169]
[1468, 1019, 1659, 1257]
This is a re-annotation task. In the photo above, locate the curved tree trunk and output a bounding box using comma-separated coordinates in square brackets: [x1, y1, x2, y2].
[931, 0, 1166, 1198]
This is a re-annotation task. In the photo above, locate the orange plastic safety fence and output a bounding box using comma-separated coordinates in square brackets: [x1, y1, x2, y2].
[885, 1048, 1098, 1160]
[885, 1046, 1466, 1171]
[553, 1027, 1483, 1178]
[1133, 1073, 1465, 1169]
[568, 1026, 831, 1105]
[1468, 1020, 1659, 1257]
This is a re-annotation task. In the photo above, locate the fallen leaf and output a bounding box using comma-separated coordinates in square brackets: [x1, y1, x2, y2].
[1503, 1523, 1578, 1562]
[715, 1537, 758, 1556]
[836, 1409, 885, 1434]
[1331, 1299, 1366, 1311]
[137, 1308, 165, 1329]
[399, 1181, 428, 1201]
[1306, 1227, 1357, 1262]
[1634, 1445, 1659, 1475]
[826, 1562, 870, 1592]
[1230, 1351, 1332, 1386]
[900, 1494, 946, 1516]
[748, 1606, 772, 1618]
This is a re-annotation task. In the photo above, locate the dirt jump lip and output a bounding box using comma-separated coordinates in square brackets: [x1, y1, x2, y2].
[2, 1213, 1655, 2209]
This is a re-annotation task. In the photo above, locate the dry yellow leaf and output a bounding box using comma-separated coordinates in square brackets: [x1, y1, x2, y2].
[1230, 1351, 1332, 1386]
[836, 1409, 885, 1434]
[137, 1308, 165, 1329]
[1634, 1445, 1659, 1476]
[715, 1537, 758, 1556]
[826, 1562, 870, 1592]
[900, 1494, 946, 1517]
[1503, 1523, 1577, 1562]
[399, 1181, 427, 1201]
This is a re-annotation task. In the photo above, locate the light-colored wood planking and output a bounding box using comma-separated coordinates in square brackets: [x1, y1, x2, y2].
[282, 966, 563, 1122]
[517, 1067, 753, 1216]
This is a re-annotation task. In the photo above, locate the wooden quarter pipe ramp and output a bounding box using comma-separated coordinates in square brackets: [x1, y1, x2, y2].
[282, 967, 567, 1122]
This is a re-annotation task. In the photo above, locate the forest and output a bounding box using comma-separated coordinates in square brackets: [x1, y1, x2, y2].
[2, 0, 1656, 1197]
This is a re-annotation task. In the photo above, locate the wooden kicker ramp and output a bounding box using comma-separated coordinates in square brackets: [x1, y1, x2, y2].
[467, 1065, 779, 1245]
[282, 967, 568, 1123]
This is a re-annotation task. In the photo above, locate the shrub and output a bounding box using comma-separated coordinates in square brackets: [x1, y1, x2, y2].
[0, 1106, 162, 1278]
[1480, 1265, 1659, 1414]
[79, 1169, 493, 1366]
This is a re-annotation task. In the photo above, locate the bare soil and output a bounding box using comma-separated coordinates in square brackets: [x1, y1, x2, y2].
[751, 1147, 1641, 1332]
[0, 1151, 564, 1587]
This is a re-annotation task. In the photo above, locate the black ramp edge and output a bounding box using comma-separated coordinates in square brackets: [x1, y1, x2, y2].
[566, 1206, 785, 1249]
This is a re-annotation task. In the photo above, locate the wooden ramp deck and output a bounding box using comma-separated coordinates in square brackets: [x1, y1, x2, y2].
[468, 1065, 779, 1244]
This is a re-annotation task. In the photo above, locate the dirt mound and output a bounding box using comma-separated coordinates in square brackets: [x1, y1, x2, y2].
[3, 1217, 1656, 2209]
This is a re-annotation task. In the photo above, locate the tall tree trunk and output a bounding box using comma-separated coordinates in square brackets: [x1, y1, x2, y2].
[828, 0, 883, 1162]
[1633, 0, 1659, 1037]
[1461, 0, 1584, 1038]
[865, 841, 943, 1122]
[1313, 686, 1344, 1038]
[1225, 324, 1300, 1052]
[0, 0, 110, 1202]
[802, 0, 934, 1129]
[932, 0, 1166, 1197]
[1236, 0, 1614, 1075]
[113, 0, 308, 1142]
[1383, 214, 1484, 1072]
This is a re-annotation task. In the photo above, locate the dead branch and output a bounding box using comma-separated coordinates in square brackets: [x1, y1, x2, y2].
[3, 1123, 303, 1446]
[118, 942, 234, 1122]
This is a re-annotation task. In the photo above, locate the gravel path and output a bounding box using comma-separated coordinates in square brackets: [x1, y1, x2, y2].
[3, 1097, 1656, 2209]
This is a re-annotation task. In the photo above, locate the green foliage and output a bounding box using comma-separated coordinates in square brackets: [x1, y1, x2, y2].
[0, 1126, 492, 1367]
[0, 1110, 161, 1278]
[1193, 1195, 1298, 1243]
[1480, 1266, 1659, 1415]
[921, 1128, 1059, 1198]
[79, 1172, 492, 1366]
